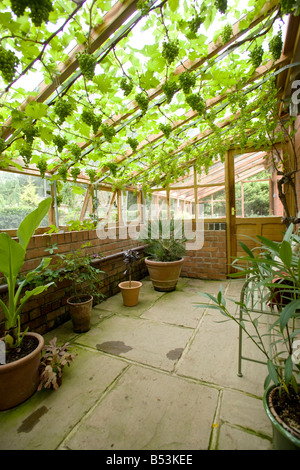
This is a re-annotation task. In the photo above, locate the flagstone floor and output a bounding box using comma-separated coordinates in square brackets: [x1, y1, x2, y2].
[0, 277, 273, 450]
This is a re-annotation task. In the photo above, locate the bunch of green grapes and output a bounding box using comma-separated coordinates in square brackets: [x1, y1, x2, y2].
[19, 142, 32, 166]
[10, 0, 53, 26]
[179, 71, 196, 95]
[53, 135, 68, 152]
[280, 0, 296, 14]
[54, 99, 73, 124]
[81, 109, 102, 134]
[269, 31, 283, 62]
[101, 123, 116, 143]
[36, 158, 47, 178]
[71, 167, 81, 182]
[86, 168, 97, 183]
[120, 76, 134, 96]
[188, 14, 204, 34]
[161, 80, 178, 103]
[221, 24, 233, 44]
[0, 47, 19, 83]
[127, 137, 139, 151]
[135, 92, 149, 115]
[92, 115, 102, 135]
[69, 143, 81, 161]
[215, 0, 227, 14]
[159, 123, 172, 139]
[58, 164, 68, 182]
[185, 93, 206, 114]
[106, 162, 118, 176]
[162, 40, 180, 65]
[81, 109, 95, 126]
[77, 52, 97, 81]
[23, 125, 39, 144]
[250, 44, 264, 69]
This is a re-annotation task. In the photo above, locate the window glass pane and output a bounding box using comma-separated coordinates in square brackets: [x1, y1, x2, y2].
[0, 171, 50, 229]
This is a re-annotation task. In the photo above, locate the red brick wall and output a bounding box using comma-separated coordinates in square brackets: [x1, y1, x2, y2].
[0, 222, 227, 337]
[182, 222, 227, 280]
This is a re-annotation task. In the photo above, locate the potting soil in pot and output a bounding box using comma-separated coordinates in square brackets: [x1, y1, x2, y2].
[4, 335, 39, 364]
[271, 386, 300, 437]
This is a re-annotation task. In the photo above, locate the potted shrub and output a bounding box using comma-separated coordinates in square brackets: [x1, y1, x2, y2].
[37, 244, 105, 333]
[196, 224, 300, 449]
[118, 249, 142, 307]
[0, 198, 54, 410]
[140, 219, 186, 292]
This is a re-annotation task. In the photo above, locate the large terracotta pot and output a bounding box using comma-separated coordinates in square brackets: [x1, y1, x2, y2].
[119, 281, 142, 307]
[263, 385, 300, 450]
[0, 332, 44, 411]
[145, 257, 184, 292]
[67, 294, 93, 333]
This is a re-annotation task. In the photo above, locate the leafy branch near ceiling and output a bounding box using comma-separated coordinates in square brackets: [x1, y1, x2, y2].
[0, 0, 298, 196]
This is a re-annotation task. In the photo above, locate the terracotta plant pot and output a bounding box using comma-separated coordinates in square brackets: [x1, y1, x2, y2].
[0, 332, 44, 411]
[263, 385, 300, 450]
[67, 294, 93, 333]
[145, 257, 184, 292]
[118, 281, 142, 307]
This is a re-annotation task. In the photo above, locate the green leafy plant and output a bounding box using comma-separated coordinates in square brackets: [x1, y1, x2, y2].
[196, 224, 300, 395]
[38, 337, 77, 390]
[0, 198, 53, 348]
[29, 242, 104, 304]
[140, 219, 187, 262]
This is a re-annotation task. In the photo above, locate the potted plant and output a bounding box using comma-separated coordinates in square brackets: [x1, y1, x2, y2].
[139, 219, 186, 292]
[195, 224, 300, 449]
[118, 249, 142, 307]
[38, 337, 77, 390]
[40, 244, 105, 333]
[0, 197, 54, 410]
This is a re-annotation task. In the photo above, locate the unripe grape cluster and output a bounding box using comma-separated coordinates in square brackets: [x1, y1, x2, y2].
[215, 0, 227, 14]
[0, 47, 19, 83]
[77, 52, 97, 81]
[101, 123, 116, 143]
[58, 164, 68, 182]
[71, 167, 81, 182]
[127, 137, 139, 151]
[23, 125, 39, 144]
[159, 123, 172, 139]
[269, 31, 283, 62]
[54, 99, 73, 124]
[120, 76, 134, 96]
[185, 93, 206, 114]
[221, 24, 233, 44]
[250, 44, 264, 69]
[161, 80, 178, 103]
[10, 0, 53, 27]
[179, 71, 196, 95]
[69, 143, 81, 161]
[19, 142, 32, 166]
[36, 158, 47, 178]
[86, 168, 97, 183]
[53, 135, 68, 152]
[135, 92, 149, 115]
[106, 162, 118, 176]
[188, 14, 204, 34]
[81, 109, 102, 134]
[162, 40, 180, 65]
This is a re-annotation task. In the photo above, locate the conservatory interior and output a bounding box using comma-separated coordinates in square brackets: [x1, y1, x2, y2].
[0, 0, 300, 451]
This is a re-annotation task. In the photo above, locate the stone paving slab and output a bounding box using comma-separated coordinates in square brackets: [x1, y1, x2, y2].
[0, 348, 128, 450]
[0, 278, 276, 451]
[61, 365, 219, 450]
[74, 315, 194, 372]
